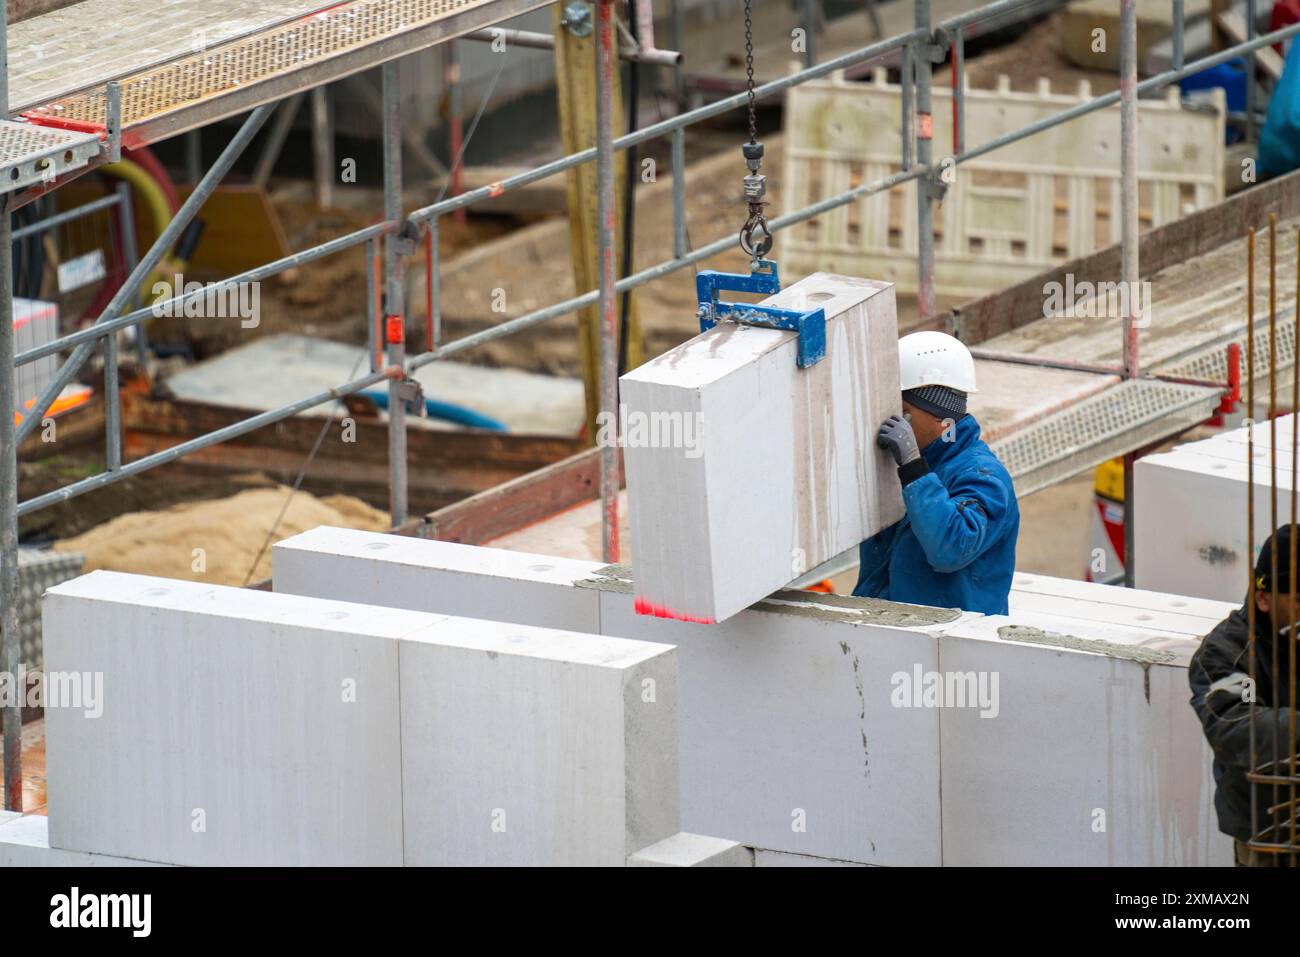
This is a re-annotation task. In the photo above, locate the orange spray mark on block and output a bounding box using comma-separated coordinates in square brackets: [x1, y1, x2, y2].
[634, 597, 715, 625]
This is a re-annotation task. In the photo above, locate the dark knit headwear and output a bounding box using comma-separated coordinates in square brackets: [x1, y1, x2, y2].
[1256, 524, 1300, 593]
[902, 384, 967, 421]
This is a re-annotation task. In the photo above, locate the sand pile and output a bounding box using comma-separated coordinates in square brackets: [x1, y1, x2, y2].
[53, 486, 389, 586]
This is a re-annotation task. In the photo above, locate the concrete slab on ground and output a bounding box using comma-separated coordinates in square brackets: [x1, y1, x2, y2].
[165, 333, 584, 436]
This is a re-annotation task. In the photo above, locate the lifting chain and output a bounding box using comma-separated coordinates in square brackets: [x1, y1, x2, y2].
[738, 0, 772, 260]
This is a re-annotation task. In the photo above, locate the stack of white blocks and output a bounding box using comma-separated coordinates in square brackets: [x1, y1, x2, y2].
[272, 526, 1233, 866]
[21, 569, 751, 867]
[619, 272, 903, 624]
[17, 523, 1234, 867]
[1135, 414, 1297, 602]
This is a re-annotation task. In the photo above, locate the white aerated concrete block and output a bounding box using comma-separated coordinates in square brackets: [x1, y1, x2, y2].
[399, 614, 677, 866]
[44, 572, 409, 867]
[273, 534, 1231, 866]
[273, 535, 944, 865]
[628, 832, 754, 867]
[0, 814, 170, 867]
[596, 585, 944, 866]
[1009, 573, 1234, 634]
[619, 272, 902, 623]
[46, 570, 678, 867]
[273, 525, 602, 632]
[937, 615, 1229, 866]
[1134, 446, 1285, 602]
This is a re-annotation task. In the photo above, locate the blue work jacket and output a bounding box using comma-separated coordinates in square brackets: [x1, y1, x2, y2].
[853, 414, 1019, 615]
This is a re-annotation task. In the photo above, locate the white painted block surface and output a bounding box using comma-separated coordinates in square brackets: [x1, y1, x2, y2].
[937, 615, 1228, 866]
[275, 534, 943, 865]
[628, 832, 753, 867]
[399, 614, 678, 866]
[44, 571, 409, 867]
[597, 585, 944, 866]
[273, 525, 603, 632]
[619, 272, 902, 623]
[1202, 413, 1296, 451]
[1135, 447, 1280, 602]
[0, 815, 170, 867]
[46, 569, 677, 867]
[1006, 592, 1221, 637]
[273, 534, 1232, 866]
[1010, 573, 1235, 629]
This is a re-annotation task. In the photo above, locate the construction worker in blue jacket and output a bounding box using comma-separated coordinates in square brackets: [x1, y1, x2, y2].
[853, 331, 1019, 615]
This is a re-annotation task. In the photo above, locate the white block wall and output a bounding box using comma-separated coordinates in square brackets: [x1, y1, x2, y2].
[274, 528, 1232, 865]
[45, 572, 408, 867]
[0, 813, 169, 867]
[1008, 572, 1233, 638]
[1135, 446, 1283, 602]
[1134, 414, 1300, 602]
[43, 570, 677, 867]
[595, 587, 943, 865]
[619, 272, 902, 623]
[274, 527, 601, 633]
[937, 615, 1226, 866]
[399, 614, 678, 866]
[276, 528, 943, 865]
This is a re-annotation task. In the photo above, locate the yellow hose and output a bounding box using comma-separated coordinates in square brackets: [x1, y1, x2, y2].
[99, 159, 185, 308]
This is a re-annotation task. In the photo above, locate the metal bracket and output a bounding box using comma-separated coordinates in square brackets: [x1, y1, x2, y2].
[695, 258, 826, 368]
[922, 166, 950, 204]
[917, 37, 947, 63]
[560, 1, 592, 37]
[394, 377, 426, 417]
[104, 82, 122, 164]
[393, 219, 421, 255]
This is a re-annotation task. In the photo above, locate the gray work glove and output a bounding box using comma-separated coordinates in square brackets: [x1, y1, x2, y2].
[877, 413, 920, 467]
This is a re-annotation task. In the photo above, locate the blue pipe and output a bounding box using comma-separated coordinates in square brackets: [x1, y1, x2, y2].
[360, 388, 507, 431]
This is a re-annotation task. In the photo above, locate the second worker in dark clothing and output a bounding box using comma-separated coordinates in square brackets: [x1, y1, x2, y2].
[1189, 524, 1300, 866]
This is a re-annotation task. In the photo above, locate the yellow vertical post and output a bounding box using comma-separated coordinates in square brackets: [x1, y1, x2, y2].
[553, 0, 643, 441]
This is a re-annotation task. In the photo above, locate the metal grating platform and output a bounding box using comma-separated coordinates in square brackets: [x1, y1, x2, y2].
[1157, 309, 1298, 385]
[23, 0, 550, 145]
[9, 0, 338, 114]
[0, 119, 100, 193]
[990, 378, 1224, 497]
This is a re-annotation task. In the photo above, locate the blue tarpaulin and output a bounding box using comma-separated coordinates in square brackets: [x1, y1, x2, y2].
[1260, 39, 1300, 179]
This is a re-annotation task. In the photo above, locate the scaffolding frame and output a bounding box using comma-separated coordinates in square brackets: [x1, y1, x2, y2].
[1, 0, 1299, 822]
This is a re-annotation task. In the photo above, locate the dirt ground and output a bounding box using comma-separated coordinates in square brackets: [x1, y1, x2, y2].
[947, 11, 1121, 97]
[18, 456, 276, 543]
[53, 485, 389, 586]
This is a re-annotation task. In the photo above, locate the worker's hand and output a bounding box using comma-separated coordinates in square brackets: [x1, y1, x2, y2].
[877, 413, 920, 467]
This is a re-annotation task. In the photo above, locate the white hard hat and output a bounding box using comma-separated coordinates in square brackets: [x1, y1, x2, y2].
[898, 331, 978, 394]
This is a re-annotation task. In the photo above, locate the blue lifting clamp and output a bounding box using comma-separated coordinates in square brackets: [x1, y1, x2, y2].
[695, 258, 827, 368]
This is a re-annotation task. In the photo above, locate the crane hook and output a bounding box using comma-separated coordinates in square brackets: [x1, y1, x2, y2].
[739, 214, 773, 259]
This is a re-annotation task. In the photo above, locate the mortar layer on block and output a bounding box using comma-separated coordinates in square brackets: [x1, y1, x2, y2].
[996, 624, 1180, 665]
[578, 563, 961, 628]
